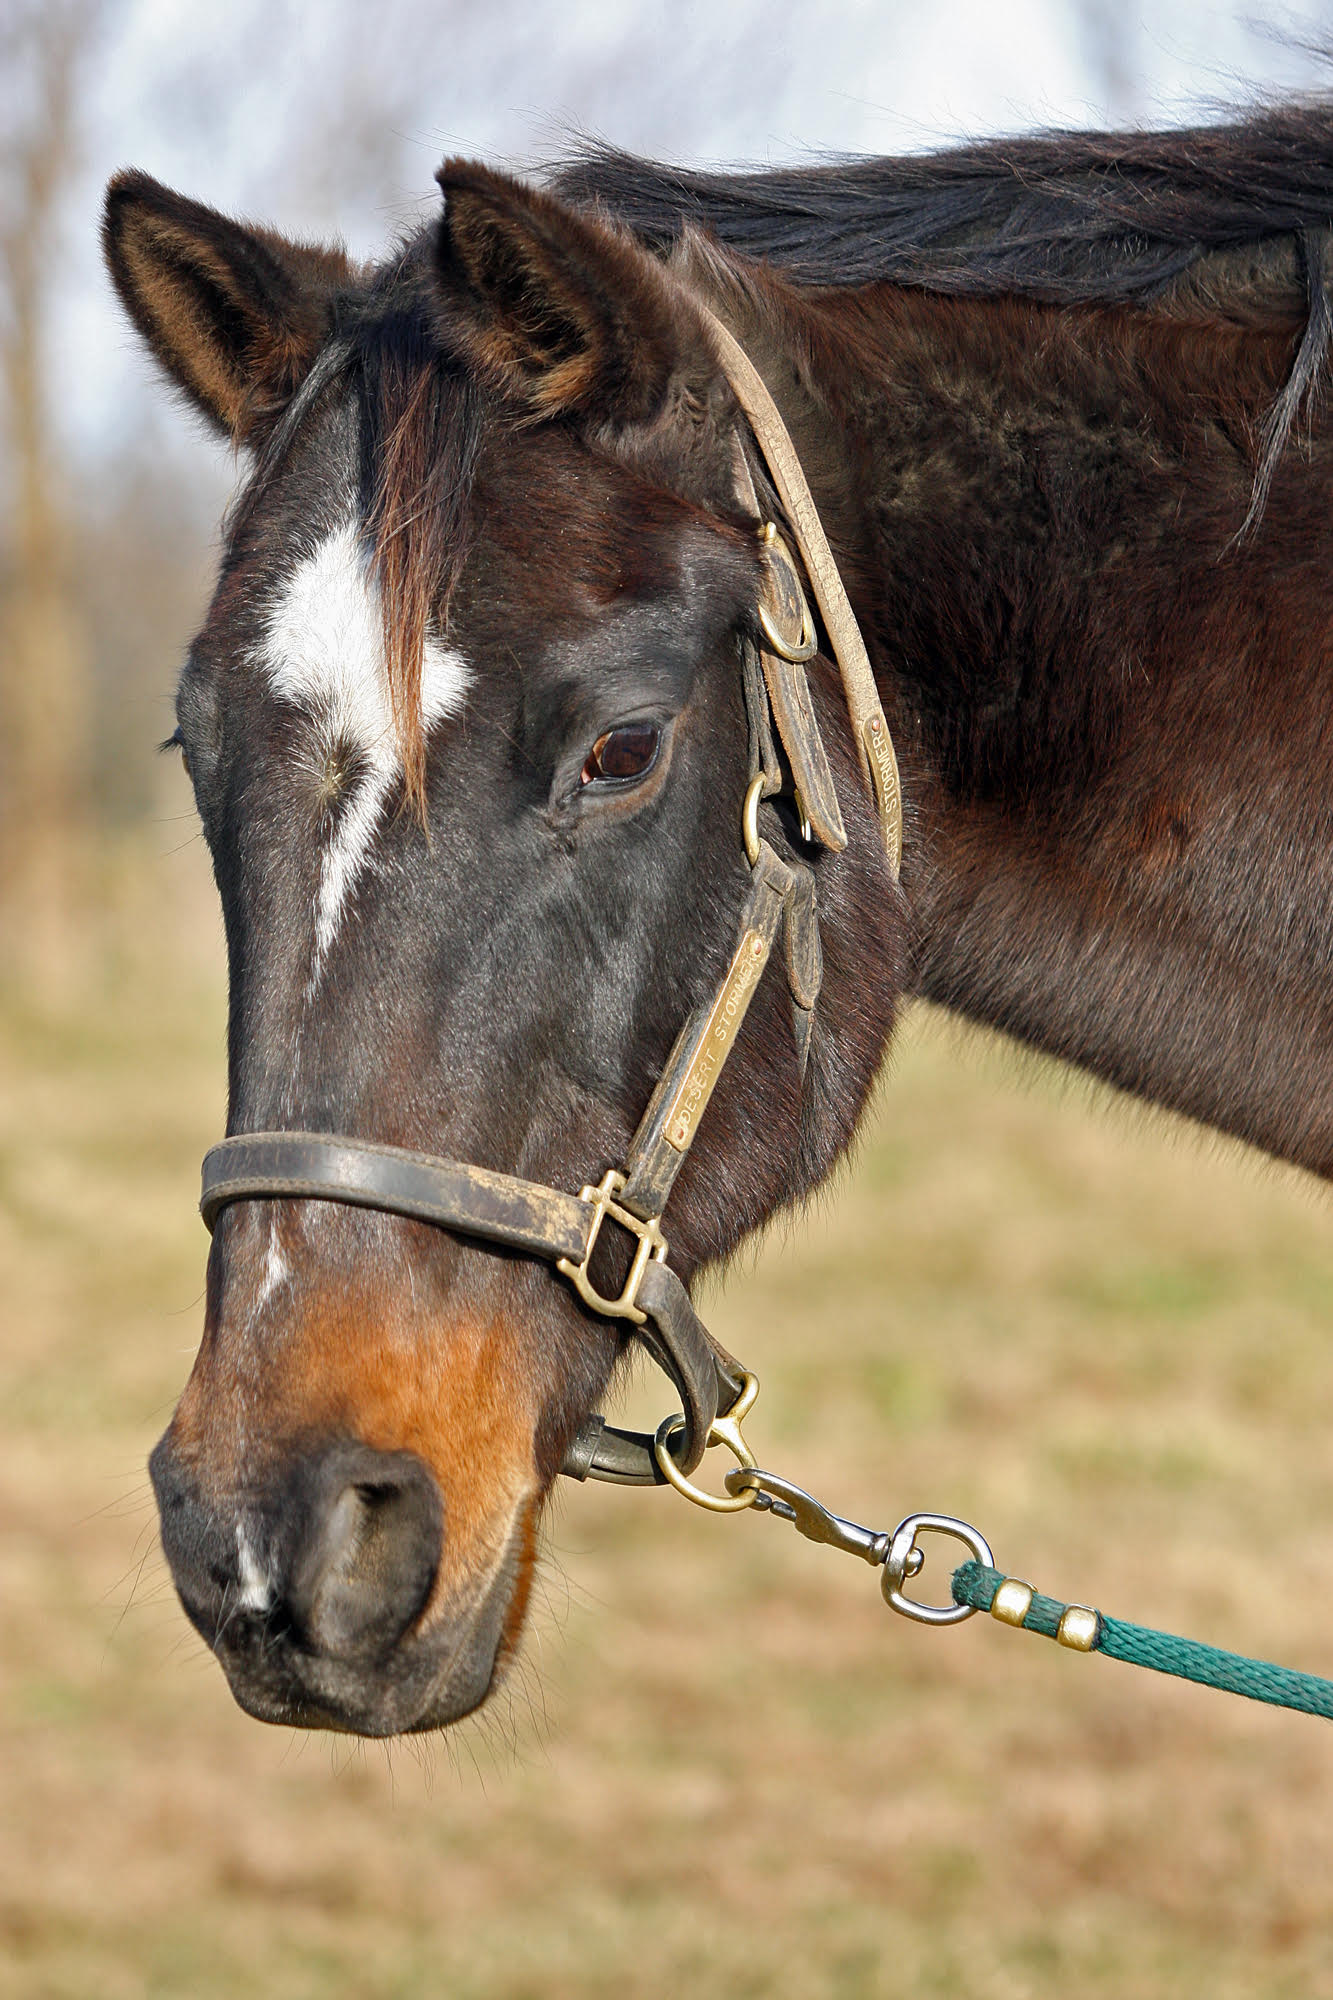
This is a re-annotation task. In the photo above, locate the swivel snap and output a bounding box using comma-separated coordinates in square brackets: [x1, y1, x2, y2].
[881, 1512, 995, 1625]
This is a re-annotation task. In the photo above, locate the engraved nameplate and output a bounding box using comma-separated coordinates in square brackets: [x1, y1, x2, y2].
[862, 710, 903, 878]
[662, 929, 771, 1151]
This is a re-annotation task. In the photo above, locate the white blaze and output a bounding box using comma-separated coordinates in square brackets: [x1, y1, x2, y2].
[258, 522, 470, 976]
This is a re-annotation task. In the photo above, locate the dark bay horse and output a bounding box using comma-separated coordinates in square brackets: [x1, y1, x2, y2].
[104, 104, 1333, 1736]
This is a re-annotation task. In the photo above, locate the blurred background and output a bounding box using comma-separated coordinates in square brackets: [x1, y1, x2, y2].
[4, 3, 1333, 1995]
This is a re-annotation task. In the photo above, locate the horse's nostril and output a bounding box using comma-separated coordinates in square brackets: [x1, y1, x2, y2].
[287, 1444, 443, 1662]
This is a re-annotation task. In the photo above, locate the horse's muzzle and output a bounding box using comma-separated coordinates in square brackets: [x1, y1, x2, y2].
[149, 1431, 516, 1733]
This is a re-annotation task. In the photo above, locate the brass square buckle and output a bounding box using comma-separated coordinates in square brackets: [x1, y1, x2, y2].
[557, 1168, 667, 1323]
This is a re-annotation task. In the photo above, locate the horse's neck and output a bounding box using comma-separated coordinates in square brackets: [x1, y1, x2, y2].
[913, 791, 1333, 1178]
[750, 272, 1333, 1179]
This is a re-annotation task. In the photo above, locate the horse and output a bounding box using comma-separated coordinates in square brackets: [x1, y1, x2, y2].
[103, 101, 1333, 1738]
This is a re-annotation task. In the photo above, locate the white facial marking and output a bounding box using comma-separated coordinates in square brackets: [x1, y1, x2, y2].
[234, 1521, 273, 1615]
[259, 522, 470, 980]
[254, 1222, 289, 1315]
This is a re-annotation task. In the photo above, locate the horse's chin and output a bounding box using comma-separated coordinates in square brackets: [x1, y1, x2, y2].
[219, 1633, 503, 1737]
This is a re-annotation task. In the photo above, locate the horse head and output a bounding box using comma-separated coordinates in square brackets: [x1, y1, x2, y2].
[104, 163, 906, 1734]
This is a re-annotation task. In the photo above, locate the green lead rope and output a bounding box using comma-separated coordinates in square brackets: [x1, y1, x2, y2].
[952, 1561, 1333, 1722]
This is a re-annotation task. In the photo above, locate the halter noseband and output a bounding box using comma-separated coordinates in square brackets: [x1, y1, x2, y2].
[198, 308, 904, 1491]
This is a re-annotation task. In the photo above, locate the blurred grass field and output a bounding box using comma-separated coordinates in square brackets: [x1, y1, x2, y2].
[4, 832, 1333, 2000]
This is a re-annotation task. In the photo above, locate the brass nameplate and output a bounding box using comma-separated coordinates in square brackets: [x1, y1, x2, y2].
[662, 929, 770, 1151]
[862, 711, 903, 879]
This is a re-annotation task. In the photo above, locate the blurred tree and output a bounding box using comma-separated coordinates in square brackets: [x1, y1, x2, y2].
[0, 0, 106, 992]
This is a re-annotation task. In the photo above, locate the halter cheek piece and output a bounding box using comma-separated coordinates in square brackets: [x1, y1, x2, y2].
[198, 309, 904, 1490]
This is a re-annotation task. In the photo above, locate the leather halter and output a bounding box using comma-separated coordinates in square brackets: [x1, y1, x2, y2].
[199, 309, 904, 1489]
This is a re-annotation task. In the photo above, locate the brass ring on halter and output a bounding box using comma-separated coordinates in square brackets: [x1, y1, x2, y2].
[653, 1372, 762, 1512]
[744, 773, 812, 858]
[742, 773, 765, 866]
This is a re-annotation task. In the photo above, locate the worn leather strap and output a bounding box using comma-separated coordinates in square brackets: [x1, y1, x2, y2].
[704, 308, 904, 876]
[618, 839, 792, 1221]
[201, 1132, 589, 1259]
[732, 443, 844, 858]
[741, 634, 782, 798]
[737, 631, 826, 1077]
[564, 1258, 746, 1484]
[760, 645, 846, 852]
[200, 1133, 731, 1481]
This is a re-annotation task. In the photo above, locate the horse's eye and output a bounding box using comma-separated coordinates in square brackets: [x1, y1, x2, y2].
[161, 724, 192, 781]
[580, 722, 661, 787]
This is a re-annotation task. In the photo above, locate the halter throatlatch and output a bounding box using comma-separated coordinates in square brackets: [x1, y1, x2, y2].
[198, 308, 904, 1489]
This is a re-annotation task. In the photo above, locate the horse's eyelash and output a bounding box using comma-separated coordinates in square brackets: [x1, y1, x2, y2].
[159, 726, 193, 782]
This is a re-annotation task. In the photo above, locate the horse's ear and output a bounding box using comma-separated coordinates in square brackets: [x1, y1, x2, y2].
[434, 161, 700, 427]
[102, 170, 352, 445]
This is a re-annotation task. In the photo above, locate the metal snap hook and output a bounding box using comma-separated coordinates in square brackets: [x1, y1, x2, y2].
[654, 1373, 762, 1513]
[881, 1512, 996, 1625]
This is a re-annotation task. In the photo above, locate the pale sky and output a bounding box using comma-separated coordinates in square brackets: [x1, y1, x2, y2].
[53, 0, 1333, 460]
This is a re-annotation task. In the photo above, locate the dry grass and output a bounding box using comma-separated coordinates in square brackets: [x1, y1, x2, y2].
[4, 834, 1333, 1998]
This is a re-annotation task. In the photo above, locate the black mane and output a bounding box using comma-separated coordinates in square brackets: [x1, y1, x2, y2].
[550, 104, 1333, 302]
[553, 102, 1333, 531]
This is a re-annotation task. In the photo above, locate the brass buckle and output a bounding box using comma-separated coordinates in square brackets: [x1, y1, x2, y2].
[557, 1169, 667, 1323]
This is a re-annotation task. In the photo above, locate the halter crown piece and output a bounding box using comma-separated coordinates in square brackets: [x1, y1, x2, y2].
[198, 308, 903, 1488]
